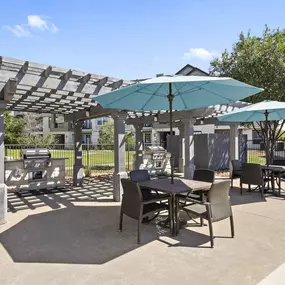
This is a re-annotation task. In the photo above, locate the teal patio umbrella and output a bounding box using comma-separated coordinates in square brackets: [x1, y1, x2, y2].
[217, 100, 285, 165]
[95, 75, 263, 183]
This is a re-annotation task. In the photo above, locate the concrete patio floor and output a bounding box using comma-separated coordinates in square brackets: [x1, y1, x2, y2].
[1, 178, 285, 285]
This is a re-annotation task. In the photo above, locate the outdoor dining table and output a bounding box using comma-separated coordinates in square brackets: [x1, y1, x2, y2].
[261, 165, 285, 196]
[138, 177, 212, 236]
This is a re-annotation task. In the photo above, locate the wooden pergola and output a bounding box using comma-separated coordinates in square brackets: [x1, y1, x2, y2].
[0, 56, 245, 225]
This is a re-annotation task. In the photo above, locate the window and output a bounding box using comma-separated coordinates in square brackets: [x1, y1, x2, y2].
[144, 133, 151, 144]
[97, 117, 109, 126]
[252, 130, 260, 139]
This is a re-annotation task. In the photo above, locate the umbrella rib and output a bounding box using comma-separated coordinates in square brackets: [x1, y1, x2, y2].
[99, 84, 154, 107]
[141, 84, 164, 110]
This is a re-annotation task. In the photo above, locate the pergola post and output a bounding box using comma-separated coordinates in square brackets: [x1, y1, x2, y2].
[178, 123, 185, 173]
[230, 123, 239, 170]
[42, 115, 50, 138]
[0, 111, 7, 224]
[183, 119, 196, 179]
[113, 113, 128, 202]
[73, 120, 85, 186]
[134, 124, 143, 170]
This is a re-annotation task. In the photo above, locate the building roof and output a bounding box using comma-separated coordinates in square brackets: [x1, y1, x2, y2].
[175, 64, 209, 76]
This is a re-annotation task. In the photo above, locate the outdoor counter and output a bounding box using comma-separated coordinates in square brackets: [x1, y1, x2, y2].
[5, 158, 67, 192]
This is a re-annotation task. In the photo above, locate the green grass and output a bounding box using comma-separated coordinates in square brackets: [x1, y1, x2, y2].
[6, 148, 135, 169]
[247, 150, 266, 164]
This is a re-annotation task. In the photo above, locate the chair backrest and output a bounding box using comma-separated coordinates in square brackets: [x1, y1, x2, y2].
[121, 179, 143, 220]
[207, 180, 232, 222]
[231, 160, 242, 171]
[273, 160, 285, 166]
[241, 163, 263, 185]
[193, 169, 215, 183]
[130, 170, 150, 182]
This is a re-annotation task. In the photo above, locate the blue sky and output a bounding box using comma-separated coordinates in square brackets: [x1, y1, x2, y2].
[0, 0, 284, 79]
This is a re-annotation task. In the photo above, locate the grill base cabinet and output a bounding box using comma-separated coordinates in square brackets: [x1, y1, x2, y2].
[139, 146, 171, 175]
[4, 158, 66, 192]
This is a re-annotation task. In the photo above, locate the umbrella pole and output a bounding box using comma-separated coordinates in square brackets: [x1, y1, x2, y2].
[265, 110, 269, 166]
[168, 83, 174, 184]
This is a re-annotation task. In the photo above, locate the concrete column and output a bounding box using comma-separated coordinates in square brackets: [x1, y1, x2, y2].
[134, 124, 143, 170]
[178, 123, 185, 173]
[183, 119, 196, 179]
[0, 111, 7, 224]
[42, 116, 50, 138]
[113, 113, 128, 202]
[230, 124, 239, 171]
[73, 120, 85, 186]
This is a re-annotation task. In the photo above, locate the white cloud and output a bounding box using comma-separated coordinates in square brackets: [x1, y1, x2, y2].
[183, 48, 219, 61]
[3, 15, 58, 37]
[3, 24, 31, 37]
[27, 15, 58, 33]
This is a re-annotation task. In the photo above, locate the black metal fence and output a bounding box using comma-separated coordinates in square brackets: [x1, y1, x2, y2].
[247, 140, 285, 164]
[5, 144, 135, 177]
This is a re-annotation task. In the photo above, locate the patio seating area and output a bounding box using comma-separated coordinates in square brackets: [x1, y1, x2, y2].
[1, 178, 285, 285]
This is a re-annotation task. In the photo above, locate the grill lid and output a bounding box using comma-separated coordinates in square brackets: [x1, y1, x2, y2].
[21, 148, 51, 159]
[144, 146, 166, 152]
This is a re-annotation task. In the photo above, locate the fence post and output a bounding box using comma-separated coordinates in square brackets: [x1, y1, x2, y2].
[127, 142, 130, 171]
[87, 143, 90, 172]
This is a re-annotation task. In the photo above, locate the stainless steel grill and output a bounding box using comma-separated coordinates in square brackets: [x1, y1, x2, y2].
[141, 145, 171, 174]
[21, 148, 51, 169]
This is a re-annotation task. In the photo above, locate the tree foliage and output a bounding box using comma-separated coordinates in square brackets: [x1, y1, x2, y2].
[98, 121, 135, 149]
[4, 112, 25, 144]
[98, 122, 114, 147]
[210, 26, 285, 163]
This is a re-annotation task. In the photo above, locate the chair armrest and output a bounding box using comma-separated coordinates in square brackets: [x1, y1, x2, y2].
[143, 197, 171, 205]
[177, 196, 210, 206]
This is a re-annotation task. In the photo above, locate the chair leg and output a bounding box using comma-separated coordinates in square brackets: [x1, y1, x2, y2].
[200, 217, 204, 227]
[137, 219, 141, 244]
[230, 216, 235, 238]
[231, 178, 233, 188]
[119, 210, 123, 231]
[240, 183, 243, 195]
[208, 219, 214, 248]
[261, 185, 264, 198]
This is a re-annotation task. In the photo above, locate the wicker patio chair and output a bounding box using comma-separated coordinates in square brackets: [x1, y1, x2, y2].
[240, 163, 266, 198]
[130, 170, 170, 223]
[120, 178, 171, 244]
[177, 180, 234, 248]
[178, 169, 215, 202]
[230, 160, 242, 188]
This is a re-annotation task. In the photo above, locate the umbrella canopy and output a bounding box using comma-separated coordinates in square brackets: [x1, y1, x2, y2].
[217, 100, 285, 122]
[94, 75, 263, 183]
[94, 75, 263, 111]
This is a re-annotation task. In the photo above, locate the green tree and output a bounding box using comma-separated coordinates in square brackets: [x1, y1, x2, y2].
[4, 112, 25, 144]
[97, 121, 135, 150]
[210, 26, 285, 164]
[98, 122, 114, 148]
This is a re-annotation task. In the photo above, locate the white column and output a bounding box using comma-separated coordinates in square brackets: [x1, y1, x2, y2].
[42, 116, 50, 138]
[73, 120, 85, 186]
[134, 124, 143, 170]
[113, 113, 128, 202]
[183, 119, 196, 179]
[178, 123, 185, 173]
[230, 124, 239, 171]
[0, 111, 7, 224]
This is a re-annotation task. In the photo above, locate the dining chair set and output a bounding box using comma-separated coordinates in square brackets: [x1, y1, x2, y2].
[119, 169, 234, 248]
[231, 159, 285, 197]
